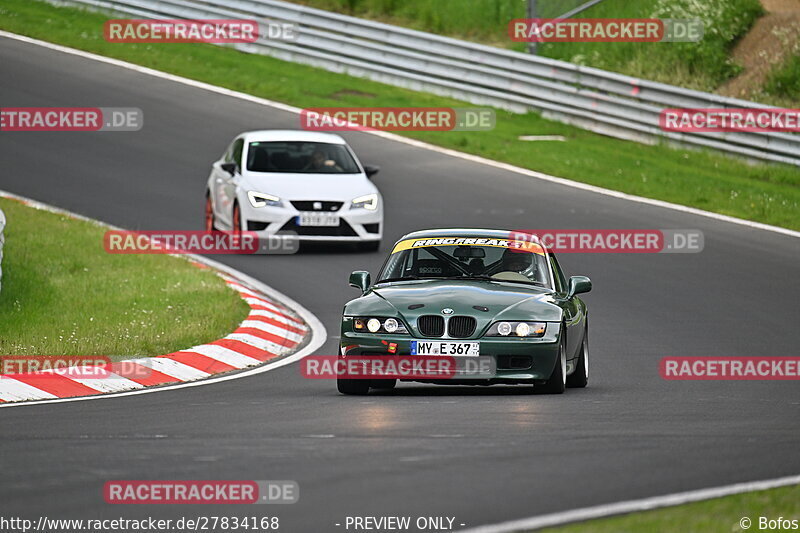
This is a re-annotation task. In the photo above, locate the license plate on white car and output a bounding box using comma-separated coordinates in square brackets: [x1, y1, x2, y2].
[410, 341, 480, 356]
[297, 212, 340, 227]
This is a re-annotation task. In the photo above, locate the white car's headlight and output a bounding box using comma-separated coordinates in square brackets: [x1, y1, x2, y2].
[351, 193, 378, 210]
[247, 191, 282, 208]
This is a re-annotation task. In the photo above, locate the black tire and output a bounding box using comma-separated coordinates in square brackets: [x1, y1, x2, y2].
[370, 378, 397, 389]
[358, 241, 380, 252]
[337, 378, 370, 395]
[566, 327, 589, 388]
[535, 335, 566, 394]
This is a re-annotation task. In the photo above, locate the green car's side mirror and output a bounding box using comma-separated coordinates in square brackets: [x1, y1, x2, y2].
[567, 276, 592, 298]
[349, 270, 371, 294]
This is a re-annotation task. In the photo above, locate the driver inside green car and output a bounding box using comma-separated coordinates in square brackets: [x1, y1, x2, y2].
[491, 248, 535, 283]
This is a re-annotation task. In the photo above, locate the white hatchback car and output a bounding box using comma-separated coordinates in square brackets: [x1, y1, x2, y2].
[205, 130, 383, 251]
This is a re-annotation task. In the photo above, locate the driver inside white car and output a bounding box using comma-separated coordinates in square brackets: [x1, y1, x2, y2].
[304, 149, 342, 172]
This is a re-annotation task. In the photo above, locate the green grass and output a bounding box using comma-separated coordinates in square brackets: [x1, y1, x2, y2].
[539, 484, 800, 533]
[1, 0, 799, 230]
[291, 0, 767, 93]
[536, 0, 764, 93]
[291, 0, 799, 106]
[291, 0, 525, 47]
[0, 198, 250, 356]
[764, 55, 800, 105]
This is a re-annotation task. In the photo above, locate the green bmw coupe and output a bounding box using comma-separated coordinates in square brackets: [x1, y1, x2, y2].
[338, 229, 592, 395]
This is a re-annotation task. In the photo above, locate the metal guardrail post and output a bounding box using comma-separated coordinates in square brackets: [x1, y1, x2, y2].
[527, 0, 537, 55]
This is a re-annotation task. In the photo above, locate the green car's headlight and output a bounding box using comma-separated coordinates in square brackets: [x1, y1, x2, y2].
[347, 316, 408, 334]
[486, 321, 546, 337]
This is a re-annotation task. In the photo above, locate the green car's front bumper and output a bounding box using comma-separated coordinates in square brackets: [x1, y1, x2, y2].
[340, 323, 562, 382]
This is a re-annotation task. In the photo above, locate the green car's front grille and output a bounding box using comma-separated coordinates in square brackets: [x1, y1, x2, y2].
[417, 315, 444, 336]
[447, 316, 477, 338]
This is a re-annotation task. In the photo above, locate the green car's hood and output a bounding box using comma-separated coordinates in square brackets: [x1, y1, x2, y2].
[344, 279, 563, 335]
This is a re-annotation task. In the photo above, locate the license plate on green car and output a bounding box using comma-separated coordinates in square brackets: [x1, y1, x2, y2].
[410, 341, 480, 356]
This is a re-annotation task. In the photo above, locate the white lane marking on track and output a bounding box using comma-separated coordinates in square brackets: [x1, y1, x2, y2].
[0, 30, 796, 239]
[0, 378, 58, 401]
[240, 320, 306, 343]
[134, 358, 211, 381]
[459, 473, 800, 532]
[0, 336, 324, 408]
[69, 374, 145, 393]
[247, 309, 308, 329]
[225, 333, 294, 354]
[228, 285, 268, 300]
[184, 345, 262, 368]
[242, 297, 302, 319]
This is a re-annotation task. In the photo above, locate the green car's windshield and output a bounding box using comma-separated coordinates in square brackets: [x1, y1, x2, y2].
[377, 241, 551, 288]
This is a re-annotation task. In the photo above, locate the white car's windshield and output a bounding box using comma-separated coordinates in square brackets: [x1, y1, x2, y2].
[246, 141, 360, 174]
[377, 241, 551, 287]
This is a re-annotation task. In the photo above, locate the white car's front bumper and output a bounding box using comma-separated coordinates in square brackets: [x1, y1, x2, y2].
[239, 198, 382, 242]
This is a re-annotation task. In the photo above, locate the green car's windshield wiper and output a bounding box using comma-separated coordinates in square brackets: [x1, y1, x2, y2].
[458, 274, 494, 281]
[375, 275, 421, 283]
[460, 274, 546, 287]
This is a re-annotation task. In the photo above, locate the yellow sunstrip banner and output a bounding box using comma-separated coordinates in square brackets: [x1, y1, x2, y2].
[391, 237, 545, 255]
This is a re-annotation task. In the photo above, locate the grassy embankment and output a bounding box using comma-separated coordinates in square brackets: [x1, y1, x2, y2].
[0, 198, 249, 357]
[540, 483, 800, 533]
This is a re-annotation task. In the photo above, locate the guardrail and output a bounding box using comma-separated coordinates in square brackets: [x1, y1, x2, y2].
[0, 208, 5, 294]
[55, 0, 800, 166]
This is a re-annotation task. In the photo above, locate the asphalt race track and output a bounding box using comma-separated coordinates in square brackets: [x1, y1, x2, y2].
[1, 36, 799, 531]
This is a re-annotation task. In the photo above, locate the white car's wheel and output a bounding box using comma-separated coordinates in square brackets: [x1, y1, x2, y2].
[232, 202, 242, 233]
[205, 194, 217, 232]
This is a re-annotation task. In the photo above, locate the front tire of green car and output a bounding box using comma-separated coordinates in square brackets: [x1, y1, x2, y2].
[370, 379, 397, 389]
[566, 326, 589, 389]
[337, 378, 370, 395]
[535, 335, 566, 395]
